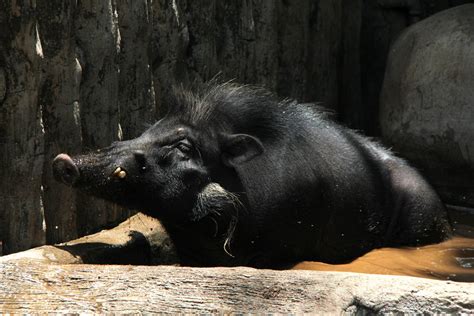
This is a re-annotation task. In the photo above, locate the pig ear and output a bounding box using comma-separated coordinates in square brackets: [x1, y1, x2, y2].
[221, 133, 264, 167]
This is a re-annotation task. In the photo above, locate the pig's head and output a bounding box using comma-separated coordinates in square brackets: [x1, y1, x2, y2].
[52, 84, 271, 223]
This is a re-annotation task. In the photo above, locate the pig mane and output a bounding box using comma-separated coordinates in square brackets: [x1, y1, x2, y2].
[168, 81, 329, 142]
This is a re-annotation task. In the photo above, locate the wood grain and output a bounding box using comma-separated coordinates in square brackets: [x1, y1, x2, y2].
[0, 263, 473, 314]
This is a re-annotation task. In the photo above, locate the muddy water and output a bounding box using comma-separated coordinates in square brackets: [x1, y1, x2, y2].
[293, 236, 474, 282]
[294, 206, 474, 282]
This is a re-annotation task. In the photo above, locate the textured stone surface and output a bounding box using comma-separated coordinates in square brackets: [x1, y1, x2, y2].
[380, 4, 474, 208]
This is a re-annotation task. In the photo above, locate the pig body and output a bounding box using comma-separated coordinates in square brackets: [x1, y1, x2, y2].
[53, 83, 451, 267]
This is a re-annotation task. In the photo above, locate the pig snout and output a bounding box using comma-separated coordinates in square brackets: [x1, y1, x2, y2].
[52, 153, 80, 186]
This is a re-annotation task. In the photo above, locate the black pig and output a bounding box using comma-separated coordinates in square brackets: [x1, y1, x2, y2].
[53, 83, 451, 267]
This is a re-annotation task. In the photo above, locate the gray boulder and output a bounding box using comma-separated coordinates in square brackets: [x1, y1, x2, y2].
[380, 4, 474, 209]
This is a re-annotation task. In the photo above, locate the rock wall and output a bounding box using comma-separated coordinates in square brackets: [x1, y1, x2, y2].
[380, 4, 474, 209]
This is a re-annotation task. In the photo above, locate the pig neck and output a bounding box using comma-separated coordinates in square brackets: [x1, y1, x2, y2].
[158, 185, 257, 266]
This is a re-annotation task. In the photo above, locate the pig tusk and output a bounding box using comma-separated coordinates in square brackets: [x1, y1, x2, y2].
[113, 167, 122, 176]
[113, 167, 127, 179]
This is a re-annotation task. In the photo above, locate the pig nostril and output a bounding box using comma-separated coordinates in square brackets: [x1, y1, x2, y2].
[52, 153, 80, 186]
[65, 166, 73, 176]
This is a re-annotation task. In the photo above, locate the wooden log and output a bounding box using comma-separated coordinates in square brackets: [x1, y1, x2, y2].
[37, 0, 82, 245]
[0, 263, 473, 314]
[74, 0, 127, 237]
[0, 1, 46, 253]
[0, 213, 178, 266]
[116, 0, 156, 139]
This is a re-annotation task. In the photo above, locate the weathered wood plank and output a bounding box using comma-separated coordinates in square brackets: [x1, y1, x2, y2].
[74, 0, 127, 237]
[0, 1, 46, 253]
[0, 213, 178, 266]
[0, 263, 472, 314]
[117, 0, 156, 139]
[37, 0, 82, 245]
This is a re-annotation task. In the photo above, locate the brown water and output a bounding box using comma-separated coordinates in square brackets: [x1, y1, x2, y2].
[293, 236, 474, 282]
[293, 206, 474, 282]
